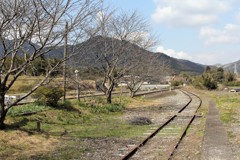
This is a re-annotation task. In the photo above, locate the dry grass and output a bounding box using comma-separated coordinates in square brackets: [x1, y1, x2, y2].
[127, 91, 176, 109]
[7, 75, 96, 95]
[0, 130, 59, 159]
[7, 75, 44, 94]
[127, 97, 162, 108]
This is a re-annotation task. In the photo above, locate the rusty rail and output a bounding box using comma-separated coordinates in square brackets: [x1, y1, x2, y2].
[121, 90, 202, 160]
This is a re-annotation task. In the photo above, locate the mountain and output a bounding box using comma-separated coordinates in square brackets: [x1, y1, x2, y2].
[222, 60, 240, 74]
[68, 36, 205, 75]
[0, 36, 205, 76]
[156, 54, 205, 74]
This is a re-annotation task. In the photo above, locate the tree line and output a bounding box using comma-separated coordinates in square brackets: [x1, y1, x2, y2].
[192, 66, 236, 90]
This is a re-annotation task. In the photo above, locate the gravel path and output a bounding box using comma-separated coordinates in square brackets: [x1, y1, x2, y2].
[201, 100, 233, 160]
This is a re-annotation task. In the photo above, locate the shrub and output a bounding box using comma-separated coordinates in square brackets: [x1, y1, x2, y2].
[171, 80, 183, 87]
[33, 86, 64, 107]
[192, 74, 217, 90]
[202, 75, 218, 90]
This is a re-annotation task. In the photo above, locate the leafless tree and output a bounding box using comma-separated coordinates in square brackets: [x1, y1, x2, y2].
[86, 10, 157, 103]
[127, 52, 171, 97]
[147, 53, 172, 82]
[126, 75, 143, 98]
[0, 0, 101, 129]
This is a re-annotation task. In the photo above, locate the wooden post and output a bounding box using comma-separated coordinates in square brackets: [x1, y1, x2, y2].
[77, 84, 80, 101]
[37, 121, 41, 132]
[63, 22, 68, 102]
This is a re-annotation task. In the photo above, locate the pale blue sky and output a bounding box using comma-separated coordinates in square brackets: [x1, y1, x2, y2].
[104, 0, 240, 65]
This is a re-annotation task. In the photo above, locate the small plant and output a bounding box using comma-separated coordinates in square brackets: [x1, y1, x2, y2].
[33, 86, 64, 107]
[90, 103, 125, 113]
[129, 117, 152, 125]
[171, 80, 183, 87]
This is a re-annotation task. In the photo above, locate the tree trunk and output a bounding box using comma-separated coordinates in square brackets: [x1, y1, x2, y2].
[0, 91, 7, 129]
[105, 81, 114, 104]
[130, 91, 135, 98]
[0, 109, 7, 129]
[106, 91, 112, 104]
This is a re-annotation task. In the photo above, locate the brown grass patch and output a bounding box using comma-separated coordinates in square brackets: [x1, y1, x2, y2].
[127, 91, 176, 109]
[127, 98, 162, 108]
[0, 130, 59, 159]
[7, 75, 44, 94]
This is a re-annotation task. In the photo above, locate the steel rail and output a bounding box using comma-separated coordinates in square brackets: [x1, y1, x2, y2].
[167, 90, 202, 159]
[121, 89, 197, 160]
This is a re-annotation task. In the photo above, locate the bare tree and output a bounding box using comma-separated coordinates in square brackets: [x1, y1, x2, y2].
[127, 53, 171, 97]
[0, 0, 101, 129]
[146, 53, 172, 82]
[126, 75, 143, 98]
[85, 10, 157, 103]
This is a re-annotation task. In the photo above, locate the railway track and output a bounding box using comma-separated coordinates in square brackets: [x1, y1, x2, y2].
[119, 90, 202, 160]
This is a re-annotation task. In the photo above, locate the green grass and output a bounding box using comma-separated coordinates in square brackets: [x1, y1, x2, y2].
[7, 103, 50, 116]
[220, 112, 237, 123]
[15, 109, 149, 139]
[216, 95, 240, 123]
[2, 96, 153, 159]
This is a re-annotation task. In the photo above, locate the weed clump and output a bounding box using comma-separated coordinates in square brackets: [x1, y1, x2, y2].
[129, 117, 152, 125]
[78, 97, 125, 114]
[33, 86, 63, 107]
[90, 104, 124, 113]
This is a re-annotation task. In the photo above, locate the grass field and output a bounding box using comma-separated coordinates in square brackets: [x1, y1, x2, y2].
[0, 95, 159, 159]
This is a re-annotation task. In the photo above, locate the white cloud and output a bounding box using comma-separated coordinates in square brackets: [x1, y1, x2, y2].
[195, 51, 239, 65]
[152, 0, 232, 27]
[156, 46, 192, 60]
[236, 10, 240, 21]
[199, 24, 240, 45]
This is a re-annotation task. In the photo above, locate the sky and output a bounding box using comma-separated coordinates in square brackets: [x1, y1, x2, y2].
[104, 0, 240, 65]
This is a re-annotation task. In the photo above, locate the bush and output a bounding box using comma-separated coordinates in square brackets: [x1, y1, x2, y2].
[192, 74, 218, 90]
[33, 86, 64, 107]
[202, 75, 218, 90]
[171, 80, 183, 87]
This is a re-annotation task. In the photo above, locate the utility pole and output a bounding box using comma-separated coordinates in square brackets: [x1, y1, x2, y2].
[234, 63, 238, 76]
[63, 22, 68, 102]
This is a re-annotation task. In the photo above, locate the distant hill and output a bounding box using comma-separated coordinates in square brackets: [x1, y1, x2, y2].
[222, 60, 240, 74]
[0, 36, 205, 77]
[68, 36, 205, 75]
[157, 54, 205, 74]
